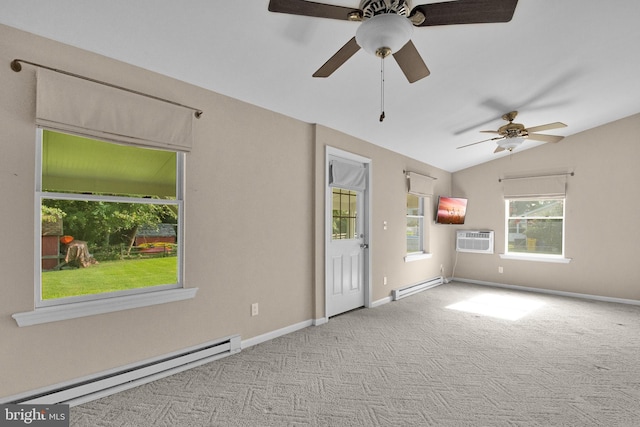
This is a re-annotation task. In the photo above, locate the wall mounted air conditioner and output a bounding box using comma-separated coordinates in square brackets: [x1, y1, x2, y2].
[456, 230, 494, 254]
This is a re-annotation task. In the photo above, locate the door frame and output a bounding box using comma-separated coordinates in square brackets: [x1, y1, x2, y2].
[324, 146, 372, 320]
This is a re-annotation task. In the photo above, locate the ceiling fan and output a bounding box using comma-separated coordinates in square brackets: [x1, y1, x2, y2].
[457, 111, 567, 153]
[268, 0, 519, 83]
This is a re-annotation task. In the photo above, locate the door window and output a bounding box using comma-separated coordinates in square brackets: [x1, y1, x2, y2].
[332, 188, 358, 240]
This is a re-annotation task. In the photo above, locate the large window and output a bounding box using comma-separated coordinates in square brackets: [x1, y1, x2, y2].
[406, 194, 424, 254]
[506, 199, 565, 257]
[37, 130, 183, 307]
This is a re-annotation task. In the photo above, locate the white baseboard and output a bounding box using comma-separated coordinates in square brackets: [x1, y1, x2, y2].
[371, 296, 392, 307]
[241, 319, 313, 349]
[313, 317, 328, 326]
[453, 277, 640, 306]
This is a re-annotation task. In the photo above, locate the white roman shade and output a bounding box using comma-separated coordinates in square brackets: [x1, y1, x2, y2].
[329, 160, 366, 191]
[36, 68, 194, 151]
[502, 175, 567, 199]
[407, 172, 434, 197]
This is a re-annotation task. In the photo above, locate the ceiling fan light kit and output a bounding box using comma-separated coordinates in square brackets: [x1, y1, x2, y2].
[355, 12, 413, 58]
[497, 137, 524, 152]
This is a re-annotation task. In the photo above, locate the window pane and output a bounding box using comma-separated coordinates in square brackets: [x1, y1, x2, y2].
[42, 130, 177, 198]
[332, 188, 358, 240]
[41, 199, 178, 300]
[508, 218, 563, 255]
[406, 194, 424, 253]
[406, 217, 423, 253]
[38, 129, 183, 307]
[407, 194, 420, 215]
[509, 199, 563, 217]
[507, 199, 564, 256]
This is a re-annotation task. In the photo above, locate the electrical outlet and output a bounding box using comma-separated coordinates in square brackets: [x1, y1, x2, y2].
[498, 266, 504, 274]
[251, 303, 259, 316]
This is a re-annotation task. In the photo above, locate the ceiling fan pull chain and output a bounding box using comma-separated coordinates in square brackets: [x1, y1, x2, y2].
[379, 56, 385, 122]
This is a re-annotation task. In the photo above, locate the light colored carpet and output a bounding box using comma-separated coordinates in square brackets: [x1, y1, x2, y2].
[71, 282, 640, 426]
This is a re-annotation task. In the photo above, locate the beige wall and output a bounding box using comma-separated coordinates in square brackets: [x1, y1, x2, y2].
[452, 113, 640, 300]
[0, 24, 450, 398]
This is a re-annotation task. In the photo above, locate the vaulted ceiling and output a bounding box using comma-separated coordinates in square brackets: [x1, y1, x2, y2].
[2, 1, 639, 171]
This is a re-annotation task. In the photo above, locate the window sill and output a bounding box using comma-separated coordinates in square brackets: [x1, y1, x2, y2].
[404, 252, 433, 262]
[12, 287, 198, 327]
[499, 254, 572, 264]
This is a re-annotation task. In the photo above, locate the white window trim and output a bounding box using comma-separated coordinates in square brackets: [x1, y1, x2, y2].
[504, 198, 567, 261]
[25, 128, 189, 322]
[12, 287, 198, 327]
[404, 252, 433, 262]
[499, 253, 571, 263]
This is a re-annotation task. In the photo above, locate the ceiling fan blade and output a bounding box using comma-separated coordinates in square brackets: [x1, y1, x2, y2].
[268, 0, 360, 21]
[525, 122, 567, 133]
[392, 40, 430, 83]
[494, 145, 506, 153]
[411, 0, 518, 27]
[457, 136, 504, 149]
[526, 133, 564, 143]
[479, 130, 500, 134]
[312, 37, 361, 78]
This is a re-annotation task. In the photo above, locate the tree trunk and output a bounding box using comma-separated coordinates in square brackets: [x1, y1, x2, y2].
[126, 225, 138, 256]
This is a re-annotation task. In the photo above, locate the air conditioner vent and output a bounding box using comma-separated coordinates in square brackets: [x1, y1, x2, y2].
[456, 230, 494, 254]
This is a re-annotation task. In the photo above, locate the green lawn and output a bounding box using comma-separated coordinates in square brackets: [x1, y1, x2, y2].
[42, 257, 177, 300]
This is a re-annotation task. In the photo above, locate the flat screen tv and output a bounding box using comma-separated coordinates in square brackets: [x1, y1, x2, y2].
[435, 196, 468, 225]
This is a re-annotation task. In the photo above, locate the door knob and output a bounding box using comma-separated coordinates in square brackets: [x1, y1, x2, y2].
[360, 243, 369, 249]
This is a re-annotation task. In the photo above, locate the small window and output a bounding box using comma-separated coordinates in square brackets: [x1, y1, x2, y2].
[332, 188, 358, 240]
[406, 194, 424, 254]
[506, 199, 565, 256]
[37, 130, 183, 307]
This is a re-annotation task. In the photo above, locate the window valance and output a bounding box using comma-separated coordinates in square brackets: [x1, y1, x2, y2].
[502, 174, 567, 199]
[407, 171, 434, 197]
[329, 160, 366, 191]
[36, 68, 194, 151]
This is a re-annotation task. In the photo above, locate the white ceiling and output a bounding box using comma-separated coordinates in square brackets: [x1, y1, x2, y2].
[2, 1, 639, 172]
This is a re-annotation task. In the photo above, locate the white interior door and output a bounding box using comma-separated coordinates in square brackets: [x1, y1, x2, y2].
[325, 151, 370, 318]
[328, 187, 365, 317]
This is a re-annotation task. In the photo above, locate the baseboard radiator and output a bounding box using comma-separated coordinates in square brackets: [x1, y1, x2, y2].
[8, 335, 241, 406]
[392, 276, 444, 301]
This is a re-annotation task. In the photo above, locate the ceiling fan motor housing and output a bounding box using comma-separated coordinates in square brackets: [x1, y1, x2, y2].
[498, 122, 526, 138]
[360, 0, 411, 19]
